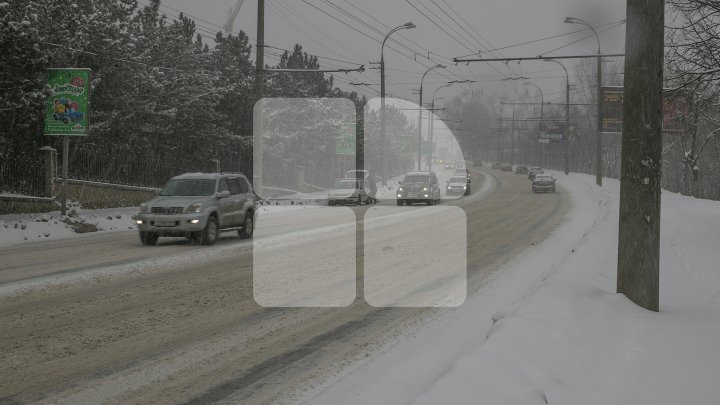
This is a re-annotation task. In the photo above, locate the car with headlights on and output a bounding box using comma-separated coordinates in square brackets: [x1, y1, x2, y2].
[132, 172, 257, 245]
[328, 178, 370, 206]
[446, 175, 470, 196]
[396, 171, 441, 205]
[532, 174, 556, 193]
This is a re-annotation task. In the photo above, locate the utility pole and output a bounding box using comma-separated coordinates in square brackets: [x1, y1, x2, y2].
[544, 59, 571, 175]
[617, 0, 664, 312]
[253, 0, 265, 195]
[510, 105, 515, 165]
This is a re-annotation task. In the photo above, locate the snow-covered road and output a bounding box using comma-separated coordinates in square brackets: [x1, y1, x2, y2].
[0, 168, 572, 404]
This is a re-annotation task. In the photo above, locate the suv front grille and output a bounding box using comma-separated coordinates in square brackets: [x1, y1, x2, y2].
[151, 207, 184, 215]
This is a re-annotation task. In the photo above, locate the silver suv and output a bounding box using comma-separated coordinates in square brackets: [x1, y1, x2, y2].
[132, 172, 257, 245]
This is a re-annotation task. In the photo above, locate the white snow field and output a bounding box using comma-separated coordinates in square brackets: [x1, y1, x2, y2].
[304, 172, 720, 405]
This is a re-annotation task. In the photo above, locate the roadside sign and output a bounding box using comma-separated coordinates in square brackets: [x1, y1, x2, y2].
[398, 135, 415, 153]
[44, 68, 91, 136]
[601, 86, 688, 134]
[540, 122, 566, 143]
[335, 123, 356, 155]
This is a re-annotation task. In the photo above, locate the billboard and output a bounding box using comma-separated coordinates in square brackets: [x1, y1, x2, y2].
[44, 68, 91, 136]
[335, 123, 356, 155]
[540, 122, 566, 143]
[601, 86, 688, 134]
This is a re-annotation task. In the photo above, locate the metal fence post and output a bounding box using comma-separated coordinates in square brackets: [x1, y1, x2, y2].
[39, 146, 57, 198]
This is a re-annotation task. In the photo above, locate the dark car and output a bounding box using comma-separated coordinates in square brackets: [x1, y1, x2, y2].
[532, 174, 556, 193]
[515, 165, 529, 175]
[396, 171, 441, 206]
[446, 175, 470, 196]
[500, 163, 513, 172]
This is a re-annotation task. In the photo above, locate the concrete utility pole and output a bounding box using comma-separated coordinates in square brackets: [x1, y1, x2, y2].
[617, 0, 665, 312]
[253, 0, 264, 195]
[510, 105, 516, 165]
[544, 59, 571, 175]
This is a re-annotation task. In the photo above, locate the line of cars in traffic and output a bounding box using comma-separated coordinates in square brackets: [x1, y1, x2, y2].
[327, 161, 472, 207]
[130, 161, 476, 246]
[130, 160, 553, 246]
[491, 162, 557, 194]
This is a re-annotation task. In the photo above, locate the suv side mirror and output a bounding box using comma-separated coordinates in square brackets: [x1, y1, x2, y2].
[216, 190, 231, 198]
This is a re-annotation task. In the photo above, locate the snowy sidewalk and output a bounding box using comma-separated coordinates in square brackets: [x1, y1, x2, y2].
[305, 173, 720, 405]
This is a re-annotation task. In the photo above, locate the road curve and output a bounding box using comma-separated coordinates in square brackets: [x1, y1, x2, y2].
[0, 168, 571, 404]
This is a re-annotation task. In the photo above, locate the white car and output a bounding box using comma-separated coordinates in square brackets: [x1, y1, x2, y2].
[345, 169, 370, 180]
[528, 167, 544, 180]
[328, 178, 370, 205]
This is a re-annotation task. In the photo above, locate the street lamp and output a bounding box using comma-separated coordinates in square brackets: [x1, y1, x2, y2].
[380, 22, 415, 185]
[565, 16, 602, 186]
[544, 59, 571, 175]
[427, 83, 453, 170]
[523, 81, 544, 167]
[418, 64, 446, 170]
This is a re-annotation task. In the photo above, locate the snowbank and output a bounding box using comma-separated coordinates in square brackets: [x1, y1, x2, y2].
[415, 175, 720, 405]
[308, 173, 720, 405]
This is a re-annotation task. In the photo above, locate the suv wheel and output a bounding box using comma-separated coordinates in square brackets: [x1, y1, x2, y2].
[238, 212, 254, 239]
[139, 231, 158, 246]
[200, 216, 219, 245]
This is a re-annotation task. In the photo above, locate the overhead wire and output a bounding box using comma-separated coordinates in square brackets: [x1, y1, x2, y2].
[298, 0, 475, 95]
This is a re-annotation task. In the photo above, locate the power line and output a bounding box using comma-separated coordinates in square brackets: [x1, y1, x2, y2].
[298, 0, 474, 94]
[538, 20, 626, 56]
[135, 0, 363, 70]
[404, 0, 518, 79]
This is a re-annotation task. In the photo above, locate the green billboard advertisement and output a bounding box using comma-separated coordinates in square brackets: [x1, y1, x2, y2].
[44, 68, 91, 136]
[335, 122, 356, 155]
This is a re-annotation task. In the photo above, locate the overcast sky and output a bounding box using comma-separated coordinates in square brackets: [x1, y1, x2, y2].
[159, 0, 627, 104]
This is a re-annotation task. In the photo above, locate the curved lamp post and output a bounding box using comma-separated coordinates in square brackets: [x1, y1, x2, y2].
[427, 83, 453, 170]
[417, 64, 446, 170]
[523, 81, 544, 167]
[565, 16, 602, 186]
[544, 59, 571, 175]
[380, 22, 415, 184]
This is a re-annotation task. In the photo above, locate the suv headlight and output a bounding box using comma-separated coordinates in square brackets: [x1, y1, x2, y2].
[187, 202, 203, 213]
[398, 187, 404, 192]
[422, 187, 429, 192]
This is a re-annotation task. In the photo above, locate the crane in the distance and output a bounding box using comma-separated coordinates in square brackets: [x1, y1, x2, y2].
[224, 0, 246, 34]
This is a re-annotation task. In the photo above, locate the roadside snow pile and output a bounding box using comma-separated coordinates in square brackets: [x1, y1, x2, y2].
[0, 207, 137, 248]
[412, 176, 720, 405]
